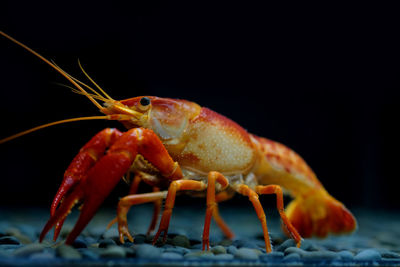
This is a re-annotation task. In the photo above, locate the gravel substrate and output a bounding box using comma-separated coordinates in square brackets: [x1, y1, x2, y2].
[0, 204, 399, 266]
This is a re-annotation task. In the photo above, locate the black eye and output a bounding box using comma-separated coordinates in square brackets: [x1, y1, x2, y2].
[140, 97, 151, 106]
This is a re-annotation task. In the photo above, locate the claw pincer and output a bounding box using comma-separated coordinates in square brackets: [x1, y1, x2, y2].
[40, 127, 182, 244]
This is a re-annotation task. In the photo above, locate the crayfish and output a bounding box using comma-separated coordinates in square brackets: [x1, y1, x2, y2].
[0, 31, 357, 253]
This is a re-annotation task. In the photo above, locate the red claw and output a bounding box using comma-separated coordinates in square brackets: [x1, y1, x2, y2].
[40, 127, 182, 245]
[51, 176, 77, 216]
[40, 152, 133, 244]
[40, 185, 85, 243]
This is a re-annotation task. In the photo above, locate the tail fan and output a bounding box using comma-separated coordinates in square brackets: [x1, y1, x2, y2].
[285, 192, 357, 238]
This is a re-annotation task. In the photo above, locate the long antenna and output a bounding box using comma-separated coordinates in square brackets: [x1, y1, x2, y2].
[0, 116, 108, 144]
[0, 114, 132, 144]
[0, 31, 105, 111]
[0, 31, 138, 144]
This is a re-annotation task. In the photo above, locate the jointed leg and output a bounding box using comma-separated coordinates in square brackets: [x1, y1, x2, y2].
[153, 180, 207, 244]
[256, 185, 302, 247]
[107, 173, 141, 229]
[115, 191, 168, 243]
[202, 171, 229, 250]
[237, 184, 272, 253]
[147, 187, 162, 235]
[213, 191, 235, 239]
[128, 173, 141, 194]
[107, 174, 161, 235]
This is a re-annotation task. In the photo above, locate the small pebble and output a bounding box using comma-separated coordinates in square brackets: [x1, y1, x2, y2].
[300, 240, 319, 251]
[121, 241, 134, 248]
[5, 228, 32, 244]
[39, 240, 53, 248]
[338, 250, 354, 260]
[302, 250, 340, 260]
[13, 243, 45, 257]
[0, 236, 20, 245]
[184, 251, 214, 259]
[0, 244, 21, 251]
[124, 247, 136, 258]
[98, 238, 116, 248]
[171, 235, 190, 248]
[72, 238, 87, 248]
[135, 244, 162, 259]
[100, 245, 127, 258]
[161, 252, 184, 260]
[214, 253, 234, 260]
[164, 247, 190, 255]
[283, 253, 301, 261]
[211, 245, 226, 254]
[232, 239, 259, 249]
[227, 245, 238, 255]
[162, 244, 174, 249]
[133, 234, 146, 244]
[284, 246, 306, 256]
[276, 239, 296, 252]
[219, 239, 233, 246]
[56, 244, 82, 260]
[354, 249, 382, 261]
[234, 248, 259, 260]
[260, 251, 284, 260]
[29, 251, 56, 260]
[84, 236, 97, 245]
[17, 225, 37, 242]
[78, 248, 100, 259]
[381, 251, 400, 259]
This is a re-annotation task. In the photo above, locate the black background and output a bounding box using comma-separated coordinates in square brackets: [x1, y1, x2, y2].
[0, 2, 398, 210]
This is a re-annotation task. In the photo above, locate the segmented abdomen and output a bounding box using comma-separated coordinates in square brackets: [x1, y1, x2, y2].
[251, 135, 324, 195]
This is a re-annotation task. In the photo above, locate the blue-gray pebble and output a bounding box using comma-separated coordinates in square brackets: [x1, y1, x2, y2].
[56, 244, 82, 260]
[171, 235, 190, 248]
[284, 246, 306, 256]
[135, 244, 162, 259]
[277, 239, 296, 252]
[234, 248, 259, 260]
[284, 253, 301, 261]
[260, 251, 284, 261]
[72, 238, 87, 248]
[29, 251, 56, 260]
[184, 251, 215, 260]
[100, 245, 127, 258]
[0, 236, 20, 245]
[164, 247, 190, 255]
[381, 251, 400, 259]
[161, 252, 184, 260]
[214, 253, 234, 260]
[211, 245, 227, 254]
[78, 248, 100, 259]
[302, 250, 340, 260]
[98, 238, 116, 248]
[354, 249, 382, 261]
[338, 250, 354, 260]
[227, 245, 238, 255]
[13, 243, 45, 257]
